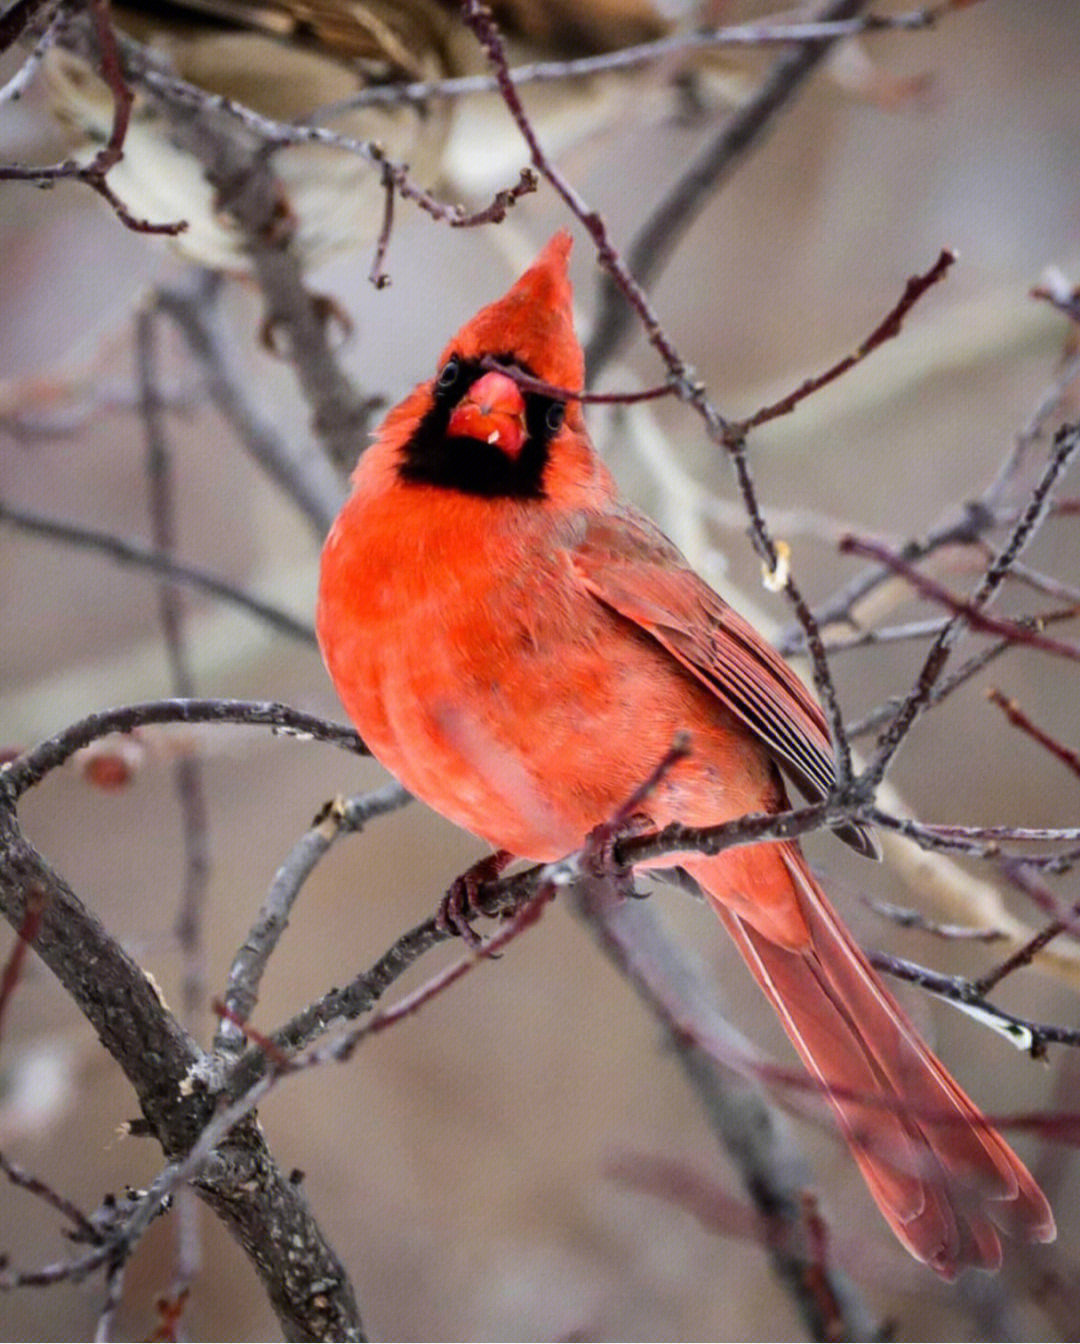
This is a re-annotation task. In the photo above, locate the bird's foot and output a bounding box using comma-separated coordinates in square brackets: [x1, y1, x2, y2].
[584, 811, 652, 889]
[436, 849, 515, 949]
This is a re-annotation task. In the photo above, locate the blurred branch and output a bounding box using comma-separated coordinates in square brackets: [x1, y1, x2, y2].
[326, 7, 943, 115]
[0, 0, 61, 102]
[986, 687, 1080, 781]
[573, 878, 883, 1341]
[153, 274, 347, 536]
[0, 0, 54, 51]
[138, 304, 210, 1316]
[0, 500, 316, 644]
[862, 894, 1007, 942]
[584, 0, 870, 376]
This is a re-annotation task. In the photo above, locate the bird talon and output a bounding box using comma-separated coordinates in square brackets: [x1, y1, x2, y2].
[586, 810, 652, 880]
[435, 849, 514, 949]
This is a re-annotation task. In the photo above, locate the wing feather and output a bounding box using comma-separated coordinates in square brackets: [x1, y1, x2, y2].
[570, 507, 877, 858]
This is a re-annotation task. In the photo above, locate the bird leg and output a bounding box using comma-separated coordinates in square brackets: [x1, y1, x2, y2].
[436, 848, 515, 948]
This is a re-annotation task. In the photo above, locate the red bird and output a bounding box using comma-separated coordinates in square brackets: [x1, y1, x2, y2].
[317, 232, 1054, 1275]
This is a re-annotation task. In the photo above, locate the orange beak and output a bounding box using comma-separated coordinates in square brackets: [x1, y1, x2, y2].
[446, 370, 528, 459]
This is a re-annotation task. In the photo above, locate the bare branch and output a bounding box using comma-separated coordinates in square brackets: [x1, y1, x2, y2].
[860, 420, 1080, 784]
[737, 249, 956, 432]
[1, 698, 365, 798]
[0, 0, 186, 235]
[0, 801, 365, 1338]
[0, 1150, 99, 1244]
[987, 687, 1080, 781]
[840, 535, 1080, 662]
[869, 951, 1080, 1057]
[214, 784, 412, 1056]
[321, 7, 949, 117]
[585, 0, 872, 375]
[0, 500, 315, 643]
[153, 274, 347, 536]
[862, 894, 1006, 942]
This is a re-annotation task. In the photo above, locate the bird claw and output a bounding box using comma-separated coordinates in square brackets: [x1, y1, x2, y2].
[435, 849, 514, 951]
[585, 810, 652, 883]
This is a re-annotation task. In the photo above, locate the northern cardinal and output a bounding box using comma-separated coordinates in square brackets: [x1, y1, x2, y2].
[317, 232, 1055, 1275]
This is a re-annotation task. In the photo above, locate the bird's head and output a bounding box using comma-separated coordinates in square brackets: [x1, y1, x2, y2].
[377, 232, 600, 502]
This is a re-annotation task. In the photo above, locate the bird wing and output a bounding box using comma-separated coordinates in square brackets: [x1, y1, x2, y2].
[570, 505, 877, 857]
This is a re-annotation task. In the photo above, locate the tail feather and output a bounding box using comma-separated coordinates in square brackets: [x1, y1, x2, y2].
[688, 844, 1055, 1278]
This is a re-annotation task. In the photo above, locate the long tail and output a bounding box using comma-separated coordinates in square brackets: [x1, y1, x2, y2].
[686, 844, 1055, 1278]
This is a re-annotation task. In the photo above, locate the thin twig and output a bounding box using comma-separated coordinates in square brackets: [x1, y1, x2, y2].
[585, 0, 870, 375]
[987, 687, 1080, 780]
[1, 698, 366, 798]
[214, 783, 412, 1055]
[840, 536, 1080, 662]
[0, 0, 185, 235]
[846, 606, 1080, 740]
[94, 1252, 128, 1343]
[331, 879, 557, 1059]
[861, 421, 1080, 784]
[736, 249, 956, 432]
[0, 500, 315, 643]
[319, 7, 947, 118]
[861, 895, 1007, 942]
[779, 347, 1080, 662]
[0, 1150, 100, 1243]
[869, 951, 1080, 1056]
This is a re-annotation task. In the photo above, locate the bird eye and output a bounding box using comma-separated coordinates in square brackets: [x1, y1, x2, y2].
[544, 401, 566, 434]
[435, 357, 461, 393]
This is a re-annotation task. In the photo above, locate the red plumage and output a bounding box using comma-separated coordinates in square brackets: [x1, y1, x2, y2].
[317, 232, 1054, 1275]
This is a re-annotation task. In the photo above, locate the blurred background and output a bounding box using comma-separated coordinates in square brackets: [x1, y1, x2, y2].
[2, 0, 1080, 1337]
